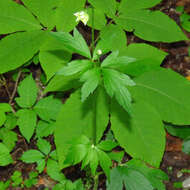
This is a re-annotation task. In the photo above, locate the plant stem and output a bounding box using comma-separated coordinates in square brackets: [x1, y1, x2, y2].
[91, 6, 95, 55]
[93, 175, 99, 190]
[0, 75, 11, 99]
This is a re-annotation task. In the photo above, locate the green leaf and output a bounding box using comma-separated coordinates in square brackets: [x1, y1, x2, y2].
[34, 96, 62, 122]
[15, 75, 38, 108]
[46, 159, 65, 182]
[126, 159, 168, 190]
[11, 171, 22, 187]
[81, 147, 96, 172]
[102, 68, 135, 114]
[107, 166, 154, 190]
[182, 138, 190, 155]
[87, 8, 106, 30]
[58, 60, 93, 76]
[17, 109, 37, 142]
[93, 24, 127, 59]
[36, 159, 46, 173]
[4, 113, 17, 130]
[88, 0, 116, 17]
[45, 74, 79, 93]
[119, 43, 168, 77]
[21, 0, 60, 29]
[176, 6, 185, 13]
[0, 103, 12, 126]
[64, 143, 89, 166]
[115, 10, 187, 42]
[36, 120, 55, 138]
[130, 69, 190, 125]
[124, 169, 154, 190]
[0, 180, 10, 190]
[111, 101, 165, 167]
[0, 143, 13, 166]
[0, 0, 41, 34]
[55, 88, 109, 168]
[119, 0, 162, 12]
[24, 177, 38, 188]
[180, 13, 190, 32]
[21, 150, 44, 163]
[89, 149, 99, 176]
[45, 74, 80, 92]
[50, 29, 91, 58]
[80, 68, 101, 102]
[29, 171, 38, 179]
[39, 35, 72, 81]
[55, 0, 86, 32]
[64, 136, 90, 166]
[37, 138, 51, 155]
[0, 128, 17, 151]
[108, 151, 124, 163]
[50, 150, 58, 161]
[100, 51, 137, 71]
[0, 103, 12, 112]
[0, 30, 47, 74]
[165, 124, 190, 139]
[97, 149, 112, 178]
[97, 140, 118, 151]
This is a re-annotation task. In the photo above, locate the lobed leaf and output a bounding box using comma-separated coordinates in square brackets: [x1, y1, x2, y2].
[55, 88, 109, 168]
[80, 68, 101, 101]
[50, 28, 91, 58]
[57, 60, 93, 76]
[102, 68, 135, 114]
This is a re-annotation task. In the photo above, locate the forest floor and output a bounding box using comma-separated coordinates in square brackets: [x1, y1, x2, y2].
[1, 0, 190, 189]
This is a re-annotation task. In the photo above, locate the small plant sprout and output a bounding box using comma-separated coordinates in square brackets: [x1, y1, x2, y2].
[74, 11, 89, 25]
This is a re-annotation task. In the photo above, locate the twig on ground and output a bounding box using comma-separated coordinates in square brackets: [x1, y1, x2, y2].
[9, 70, 22, 105]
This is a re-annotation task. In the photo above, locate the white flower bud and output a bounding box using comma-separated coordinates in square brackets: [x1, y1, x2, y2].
[97, 49, 102, 55]
[74, 11, 89, 25]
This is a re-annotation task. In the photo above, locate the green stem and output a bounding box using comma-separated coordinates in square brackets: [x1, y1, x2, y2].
[91, 7, 95, 55]
[93, 175, 99, 190]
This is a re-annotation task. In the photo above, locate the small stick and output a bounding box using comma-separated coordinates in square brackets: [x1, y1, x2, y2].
[1, 75, 11, 99]
[9, 70, 22, 105]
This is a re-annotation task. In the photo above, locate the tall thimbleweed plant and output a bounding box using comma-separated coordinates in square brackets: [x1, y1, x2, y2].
[0, 0, 190, 189]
